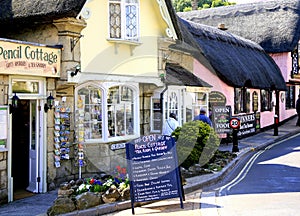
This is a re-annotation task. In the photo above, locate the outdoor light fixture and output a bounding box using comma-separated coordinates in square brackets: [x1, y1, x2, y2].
[71, 65, 81, 77]
[44, 93, 55, 113]
[9, 93, 19, 114]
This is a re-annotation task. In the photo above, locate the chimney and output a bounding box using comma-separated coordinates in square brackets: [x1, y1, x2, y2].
[218, 23, 228, 31]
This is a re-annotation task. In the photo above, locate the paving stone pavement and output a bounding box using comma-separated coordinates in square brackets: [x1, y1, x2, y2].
[0, 116, 299, 216]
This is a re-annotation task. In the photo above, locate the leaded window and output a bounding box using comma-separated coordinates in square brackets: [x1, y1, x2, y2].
[109, 0, 139, 41]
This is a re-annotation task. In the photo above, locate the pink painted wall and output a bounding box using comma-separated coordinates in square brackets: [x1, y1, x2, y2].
[193, 58, 294, 129]
[270, 52, 298, 122]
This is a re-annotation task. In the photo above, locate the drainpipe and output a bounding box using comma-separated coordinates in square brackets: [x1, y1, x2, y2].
[274, 90, 280, 136]
[160, 84, 168, 132]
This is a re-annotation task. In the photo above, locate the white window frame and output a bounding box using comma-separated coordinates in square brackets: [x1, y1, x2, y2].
[75, 82, 139, 143]
[108, 0, 140, 42]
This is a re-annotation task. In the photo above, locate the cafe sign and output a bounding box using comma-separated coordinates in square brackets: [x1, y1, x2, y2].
[0, 39, 61, 77]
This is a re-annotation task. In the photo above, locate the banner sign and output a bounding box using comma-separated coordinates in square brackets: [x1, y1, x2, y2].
[0, 39, 61, 77]
[212, 106, 232, 134]
[126, 134, 183, 214]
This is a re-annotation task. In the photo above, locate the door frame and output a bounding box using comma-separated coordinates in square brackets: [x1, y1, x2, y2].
[7, 76, 47, 202]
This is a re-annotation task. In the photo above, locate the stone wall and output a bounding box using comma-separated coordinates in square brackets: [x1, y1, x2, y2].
[0, 151, 8, 204]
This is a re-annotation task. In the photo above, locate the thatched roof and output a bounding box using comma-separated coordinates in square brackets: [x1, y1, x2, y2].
[169, 15, 287, 90]
[177, 0, 300, 53]
[0, 0, 86, 24]
[0, 0, 287, 91]
[166, 63, 212, 87]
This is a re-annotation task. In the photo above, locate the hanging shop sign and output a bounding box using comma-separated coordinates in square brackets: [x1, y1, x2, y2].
[209, 91, 226, 106]
[0, 39, 61, 77]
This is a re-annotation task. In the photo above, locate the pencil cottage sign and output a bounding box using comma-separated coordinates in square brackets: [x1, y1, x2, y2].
[0, 39, 61, 77]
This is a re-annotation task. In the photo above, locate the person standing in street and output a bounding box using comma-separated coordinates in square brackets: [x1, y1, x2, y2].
[194, 107, 212, 127]
[162, 113, 179, 136]
[296, 94, 300, 126]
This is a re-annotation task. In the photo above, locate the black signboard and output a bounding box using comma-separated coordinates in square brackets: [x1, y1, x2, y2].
[212, 106, 232, 134]
[236, 113, 256, 137]
[126, 134, 184, 214]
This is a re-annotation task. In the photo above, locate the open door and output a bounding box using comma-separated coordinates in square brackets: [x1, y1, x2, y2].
[12, 99, 42, 198]
[26, 100, 40, 193]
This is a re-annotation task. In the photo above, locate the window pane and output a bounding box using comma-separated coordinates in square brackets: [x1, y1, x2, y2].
[192, 92, 208, 118]
[108, 86, 134, 138]
[286, 86, 295, 109]
[12, 80, 39, 93]
[126, 5, 137, 38]
[77, 86, 102, 140]
[109, 3, 122, 38]
[261, 90, 272, 112]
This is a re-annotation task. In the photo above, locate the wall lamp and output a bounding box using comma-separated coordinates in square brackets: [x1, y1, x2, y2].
[9, 93, 19, 114]
[44, 93, 55, 113]
[71, 65, 81, 77]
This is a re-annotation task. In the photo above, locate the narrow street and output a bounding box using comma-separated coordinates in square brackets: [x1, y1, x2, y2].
[104, 134, 300, 216]
[201, 134, 300, 216]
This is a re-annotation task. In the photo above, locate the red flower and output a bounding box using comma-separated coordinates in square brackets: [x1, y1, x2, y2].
[116, 165, 121, 172]
[89, 178, 95, 184]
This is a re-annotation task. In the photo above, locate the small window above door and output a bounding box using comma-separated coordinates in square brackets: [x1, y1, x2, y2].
[12, 80, 40, 94]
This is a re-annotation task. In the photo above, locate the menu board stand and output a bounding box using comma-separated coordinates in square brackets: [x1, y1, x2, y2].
[126, 135, 184, 215]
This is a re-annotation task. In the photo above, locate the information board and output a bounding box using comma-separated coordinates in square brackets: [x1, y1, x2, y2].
[126, 134, 183, 214]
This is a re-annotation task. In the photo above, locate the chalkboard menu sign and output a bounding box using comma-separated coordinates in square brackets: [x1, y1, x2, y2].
[212, 106, 232, 134]
[126, 134, 183, 214]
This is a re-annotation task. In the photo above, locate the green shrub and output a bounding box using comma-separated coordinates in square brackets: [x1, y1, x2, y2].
[172, 120, 220, 169]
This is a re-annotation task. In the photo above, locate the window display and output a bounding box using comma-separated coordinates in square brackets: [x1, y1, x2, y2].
[75, 83, 137, 142]
[77, 86, 102, 140]
[108, 86, 134, 137]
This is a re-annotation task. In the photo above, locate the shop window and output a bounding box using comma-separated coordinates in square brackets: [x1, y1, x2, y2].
[261, 89, 272, 112]
[77, 85, 103, 140]
[109, 0, 139, 41]
[192, 92, 209, 118]
[107, 86, 134, 137]
[252, 91, 258, 112]
[166, 91, 178, 118]
[286, 85, 296, 109]
[76, 83, 137, 142]
[234, 88, 250, 114]
[151, 98, 162, 133]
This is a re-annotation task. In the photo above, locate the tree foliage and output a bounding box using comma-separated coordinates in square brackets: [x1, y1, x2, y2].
[172, 0, 236, 12]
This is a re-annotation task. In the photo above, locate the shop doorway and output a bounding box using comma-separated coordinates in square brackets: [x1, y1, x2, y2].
[11, 99, 41, 198]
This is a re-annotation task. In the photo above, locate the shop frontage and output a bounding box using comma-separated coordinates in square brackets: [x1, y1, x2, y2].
[0, 38, 61, 202]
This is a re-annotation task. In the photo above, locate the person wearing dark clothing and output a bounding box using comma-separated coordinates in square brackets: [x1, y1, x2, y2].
[296, 94, 300, 126]
[194, 108, 212, 127]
